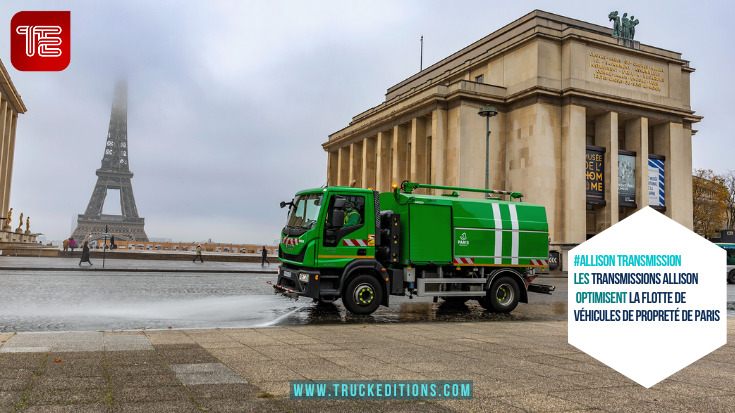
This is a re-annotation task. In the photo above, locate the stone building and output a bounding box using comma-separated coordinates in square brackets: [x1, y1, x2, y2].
[0, 59, 27, 238]
[323, 10, 700, 265]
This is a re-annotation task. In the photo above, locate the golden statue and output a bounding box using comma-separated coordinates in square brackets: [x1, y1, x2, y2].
[4, 208, 11, 229]
[17, 212, 23, 230]
[26, 217, 30, 232]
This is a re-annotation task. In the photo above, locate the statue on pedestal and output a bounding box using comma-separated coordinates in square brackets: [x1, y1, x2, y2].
[15, 212, 24, 233]
[3, 208, 11, 230]
[609, 11, 639, 40]
[608, 11, 621, 37]
[25, 217, 31, 235]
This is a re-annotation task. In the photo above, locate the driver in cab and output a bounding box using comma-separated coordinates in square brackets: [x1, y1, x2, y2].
[343, 202, 361, 227]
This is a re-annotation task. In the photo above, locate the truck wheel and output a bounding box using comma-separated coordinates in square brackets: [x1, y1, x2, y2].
[342, 274, 382, 315]
[487, 276, 520, 313]
[729, 270, 735, 284]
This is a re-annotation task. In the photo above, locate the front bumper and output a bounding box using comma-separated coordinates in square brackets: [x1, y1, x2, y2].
[274, 265, 321, 300]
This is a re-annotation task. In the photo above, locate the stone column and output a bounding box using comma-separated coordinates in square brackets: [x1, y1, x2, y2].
[410, 117, 427, 186]
[362, 136, 376, 189]
[327, 150, 339, 186]
[431, 108, 447, 194]
[595, 111, 618, 232]
[375, 131, 391, 192]
[392, 124, 408, 185]
[561, 104, 586, 244]
[655, 122, 691, 228]
[626, 117, 649, 210]
[0, 102, 10, 219]
[337, 146, 350, 186]
[679, 125, 694, 229]
[349, 141, 362, 188]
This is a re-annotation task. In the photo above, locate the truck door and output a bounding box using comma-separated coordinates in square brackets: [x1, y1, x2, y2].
[318, 193, 374, 267]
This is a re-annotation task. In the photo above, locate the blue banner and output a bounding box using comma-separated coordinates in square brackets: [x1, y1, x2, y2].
[648, 158, 665, 207]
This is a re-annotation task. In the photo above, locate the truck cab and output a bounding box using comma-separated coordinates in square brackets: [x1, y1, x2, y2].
[276, 187, 384, 312]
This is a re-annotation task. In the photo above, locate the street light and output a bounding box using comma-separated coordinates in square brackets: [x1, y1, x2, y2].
[478, 104, 498, 191]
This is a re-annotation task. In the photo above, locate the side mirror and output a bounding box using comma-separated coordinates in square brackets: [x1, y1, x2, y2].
[280, 201, 286, 209]
[331, 210, 345, 227]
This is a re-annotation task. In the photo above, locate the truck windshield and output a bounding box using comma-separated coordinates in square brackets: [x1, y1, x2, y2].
[286, 193, 323, 230]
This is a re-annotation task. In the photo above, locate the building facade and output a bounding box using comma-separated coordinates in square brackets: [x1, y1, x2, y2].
[323, 10, 699, 264]
[0, 59, 27, 239]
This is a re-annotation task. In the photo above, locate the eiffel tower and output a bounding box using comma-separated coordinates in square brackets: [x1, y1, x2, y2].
[71, 82, 149, 243]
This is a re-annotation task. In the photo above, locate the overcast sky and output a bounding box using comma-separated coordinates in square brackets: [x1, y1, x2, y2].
[1, 0, 732, 244]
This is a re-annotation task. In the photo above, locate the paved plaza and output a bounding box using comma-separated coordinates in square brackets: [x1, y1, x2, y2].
[0, 257, 733, 411]
[0, 320, 733, 412]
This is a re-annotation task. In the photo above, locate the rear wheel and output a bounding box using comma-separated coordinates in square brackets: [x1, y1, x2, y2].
[342, 274, 382, 315]
[728, 270, 735, 284]
[487, 276, 520, 313]
[477, 295, 492, 311]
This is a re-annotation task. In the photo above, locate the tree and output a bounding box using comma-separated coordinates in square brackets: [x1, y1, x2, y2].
[723, 170, 735, 230]
[692, 169, 729, 239]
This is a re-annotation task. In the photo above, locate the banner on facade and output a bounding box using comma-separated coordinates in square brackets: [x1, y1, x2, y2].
[586, 148, 605, 202]
[648, 158, 665, 207]
[618, 153, 636, 206]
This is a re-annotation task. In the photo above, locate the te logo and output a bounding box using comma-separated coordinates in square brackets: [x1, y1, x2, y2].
[11, 11, 70, 71]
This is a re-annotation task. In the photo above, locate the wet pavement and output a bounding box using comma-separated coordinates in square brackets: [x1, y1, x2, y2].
[0, 257, 566, 333]
[0, 257, 732, 333]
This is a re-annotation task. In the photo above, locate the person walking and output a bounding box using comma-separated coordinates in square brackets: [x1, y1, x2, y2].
[79, 241, 93, 266]
[69, 237, 77, 253]
[261, 246, 270, 266]
[110, 235, 117, 250]
[193, 244, 204, 263]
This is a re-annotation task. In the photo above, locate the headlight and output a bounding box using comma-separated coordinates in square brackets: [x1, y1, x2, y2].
[298, 273, 309, 282]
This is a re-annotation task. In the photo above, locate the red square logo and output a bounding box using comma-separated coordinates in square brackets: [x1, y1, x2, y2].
[11, 11, 70, 71]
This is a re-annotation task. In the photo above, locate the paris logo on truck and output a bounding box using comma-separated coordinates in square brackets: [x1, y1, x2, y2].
[457, 232, 469, 247]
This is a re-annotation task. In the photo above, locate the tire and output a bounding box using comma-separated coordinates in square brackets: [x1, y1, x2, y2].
[476, 295, 492, 311]
[342, 274, 382, 315]
[728, 270, 735, 284]
[487, 276, 520, 313]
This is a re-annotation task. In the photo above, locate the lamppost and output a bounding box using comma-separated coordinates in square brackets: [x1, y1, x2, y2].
[478, 104, 498, 191]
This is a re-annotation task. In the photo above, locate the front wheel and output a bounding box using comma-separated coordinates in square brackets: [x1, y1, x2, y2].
[728, 270, 735, 284]
[342, 274, 382, 315]
[487, 276, 520, 313]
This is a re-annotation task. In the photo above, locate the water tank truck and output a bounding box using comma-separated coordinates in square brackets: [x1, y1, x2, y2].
[272, 181, 554, 315]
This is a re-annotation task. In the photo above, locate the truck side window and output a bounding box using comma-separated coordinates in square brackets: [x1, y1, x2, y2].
[323, 195, 365, 247]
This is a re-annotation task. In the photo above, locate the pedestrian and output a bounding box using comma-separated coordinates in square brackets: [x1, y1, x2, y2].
[69, 237, 77, 253]
[79, 241, 93, 266]
[110, 235, 117, 250]
[62, 238, 69, 253]
[261, 246, 270, 266]
[193, 244, 204, 263]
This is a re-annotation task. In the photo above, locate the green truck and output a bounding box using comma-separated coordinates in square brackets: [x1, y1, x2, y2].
[272, 182, 554, 315]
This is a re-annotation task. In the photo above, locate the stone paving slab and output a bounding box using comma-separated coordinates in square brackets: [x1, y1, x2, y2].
[170, 362, 247, 385]
[0, 320, 732, 411]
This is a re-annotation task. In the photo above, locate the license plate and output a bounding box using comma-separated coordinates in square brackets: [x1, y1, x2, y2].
[284, 271, 292, 278]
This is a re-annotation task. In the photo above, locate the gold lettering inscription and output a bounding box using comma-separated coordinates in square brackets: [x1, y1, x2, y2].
[588, 52, 665, 92]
